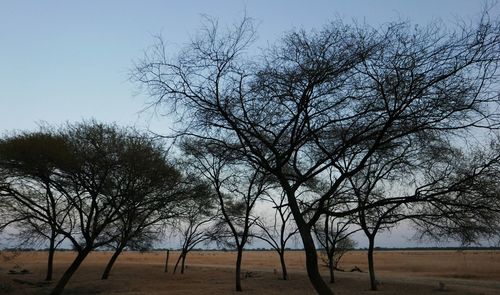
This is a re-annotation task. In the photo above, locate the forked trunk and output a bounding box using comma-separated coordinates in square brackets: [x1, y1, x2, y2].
[287, 189, 333, 295]
[173, 251, 184, 274]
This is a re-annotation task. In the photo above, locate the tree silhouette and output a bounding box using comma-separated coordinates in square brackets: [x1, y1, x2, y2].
[314, 215, 358, 284]
[99, 133, 184, 280]
[133, 12, 500, 294]
[0, 132, 74, 281]
[4, 122, 189, 295]
[173, 179, 217, 274]
[253, 191, 298, 280]
[181, 138, 272, 291]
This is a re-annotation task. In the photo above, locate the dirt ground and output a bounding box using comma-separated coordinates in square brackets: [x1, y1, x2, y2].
[0, 250, 499, 294]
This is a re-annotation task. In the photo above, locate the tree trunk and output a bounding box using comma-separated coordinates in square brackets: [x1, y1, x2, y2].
[181, 252, 187, 274]
[328, 252, 335, 283]
[45, 231, 56, 281]
[50, 247, 91, 295]
[367, 237, 377, 291]
[235, 247, 243, 292]
[287, 210, 332, 293]
[278, 251, 288, 280]
[285, 189, 333, 294]
[298, 226, 333, 294]
[173, 251, 184, 274]
[164, 250, 169, 273]
[101, 245, 124, 280]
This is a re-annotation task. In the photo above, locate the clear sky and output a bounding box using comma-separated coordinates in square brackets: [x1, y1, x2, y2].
[1, 1, 498, 248]
[1, 0, 498, 134]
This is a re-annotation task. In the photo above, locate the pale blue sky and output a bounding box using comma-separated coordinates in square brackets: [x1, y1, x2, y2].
[1, 1, 497, 135]
[1, 1, 498, 248]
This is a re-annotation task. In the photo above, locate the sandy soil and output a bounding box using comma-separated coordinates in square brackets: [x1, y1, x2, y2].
[0, 250, 499, 294]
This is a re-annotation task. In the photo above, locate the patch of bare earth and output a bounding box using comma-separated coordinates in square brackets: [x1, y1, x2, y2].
[0, 250, 499, 294]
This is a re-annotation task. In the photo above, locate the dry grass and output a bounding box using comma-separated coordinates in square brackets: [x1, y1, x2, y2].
[0, 250, 499, 294]
[339, 250, 500, 280]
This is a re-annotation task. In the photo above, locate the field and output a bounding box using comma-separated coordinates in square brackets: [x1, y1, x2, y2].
[0, 250, 499, 294]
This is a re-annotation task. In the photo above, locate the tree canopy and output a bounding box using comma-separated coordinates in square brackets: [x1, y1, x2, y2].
[133, 13, 500, 294]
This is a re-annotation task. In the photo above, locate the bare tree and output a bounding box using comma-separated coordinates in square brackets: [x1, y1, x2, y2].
[253, 192, 298, 280]
[413, 138, 500, 245]
[181, 138, 271, 291]
[327, 235, 357, 272]
[314, 215, 358, 283]
[344, 150, 411, 291]
[132, 11, 500, 294]
[356, 201, 405, 291]
[342, 134, 500, 291]
[173, 179, 217, 274]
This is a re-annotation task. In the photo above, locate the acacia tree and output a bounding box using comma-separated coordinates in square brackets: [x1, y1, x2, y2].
[99, 134, 184, 280]
[173, 180, 217, 274]
[133, 12, 500, 294]
[313, 215, 358, 284]
[412, 138, 500, 245]
[345, 134, 500, 291]
[44, 123, 128, 295]
[0, 132, 74, 281]
[355, 199, 405, 291]
[181, 138, 271, 291]
[253, 192, 298, 280]
[343, 148, 412, 291]
[40, 122, 188, 295]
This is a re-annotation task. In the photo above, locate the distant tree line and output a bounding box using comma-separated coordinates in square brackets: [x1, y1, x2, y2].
[1, 7, 500, 295]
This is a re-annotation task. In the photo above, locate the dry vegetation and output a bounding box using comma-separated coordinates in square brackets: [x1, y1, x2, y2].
[0, 250, 499, 295]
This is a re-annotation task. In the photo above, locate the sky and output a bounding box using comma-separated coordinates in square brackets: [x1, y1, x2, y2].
[1, 1, 499, 249]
